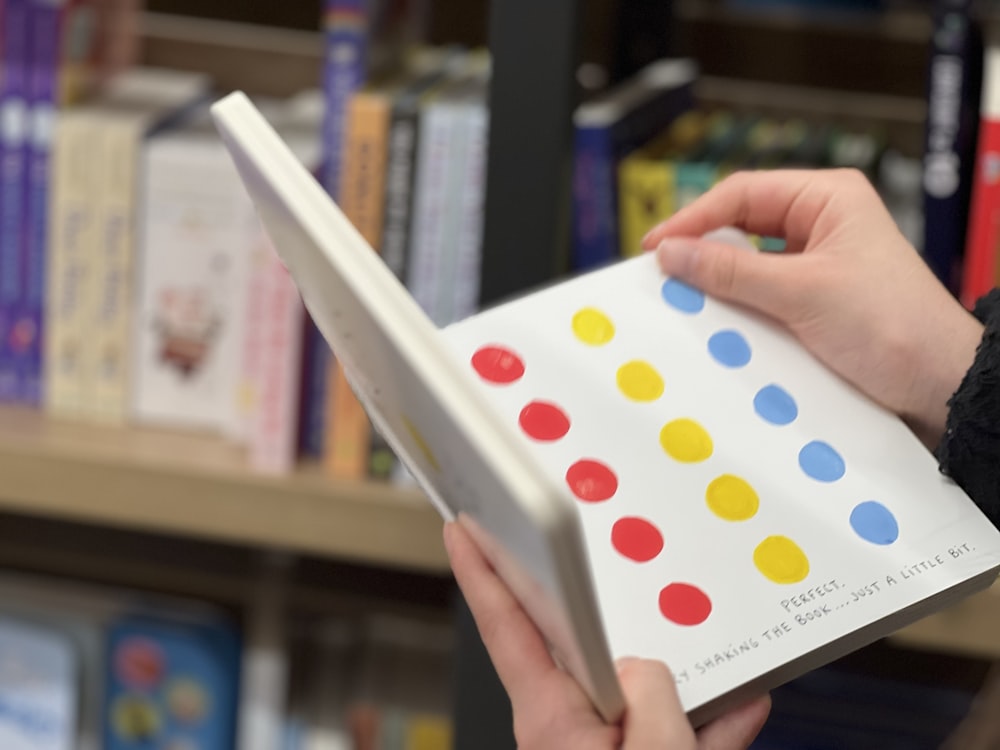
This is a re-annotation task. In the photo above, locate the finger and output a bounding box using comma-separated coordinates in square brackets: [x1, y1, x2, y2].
[641, 168, 857, 251]
[656, 235, 807, 321]
[697, 695, 772, 750]
[617, 658, 695, 750]
[443, 521, 559, 706]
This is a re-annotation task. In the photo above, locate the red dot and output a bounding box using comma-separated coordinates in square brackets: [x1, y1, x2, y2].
[566, 460, 618, 502]
[659, 583, 712, 626]
[612, 517, 664, 562]
[519, 401, 570, 441]
[472, 345, 525, 384]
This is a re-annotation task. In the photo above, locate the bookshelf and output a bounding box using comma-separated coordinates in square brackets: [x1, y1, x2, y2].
[0, 406, 447, 573]
[2, 2, 996, 745]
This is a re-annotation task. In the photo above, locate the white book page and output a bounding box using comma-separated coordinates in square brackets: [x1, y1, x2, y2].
[443, 251, 1000, 714]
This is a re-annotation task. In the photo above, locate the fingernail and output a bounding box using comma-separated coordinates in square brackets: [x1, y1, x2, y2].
[656, 238, 698, 270]
[615, 656, 640, 673]
[641, 229, 657, 248]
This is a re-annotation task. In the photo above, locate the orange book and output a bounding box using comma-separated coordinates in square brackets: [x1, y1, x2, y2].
[324, 88, 394, 477]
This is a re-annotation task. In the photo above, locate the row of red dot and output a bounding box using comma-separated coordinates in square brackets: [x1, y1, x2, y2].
[472, 343, 713, 626]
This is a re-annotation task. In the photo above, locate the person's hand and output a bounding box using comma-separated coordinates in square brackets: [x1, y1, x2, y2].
[443, 520, 771, 749]
[641, 168, 984, 448]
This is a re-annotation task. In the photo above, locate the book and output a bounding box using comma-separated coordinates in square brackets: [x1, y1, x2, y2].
[570, 58, 697, 271]
[131, 104, 256, 434]
[45, 107, 100, 418]
[962, 39, 1000, 309]
[212, 90, 1000, 728]
[103, 614, 242, 750]
[921, 0, 982, 296]
[0, 0, 31, 401]
[617, 110, 711, 258]
[0, 617, 78, 750]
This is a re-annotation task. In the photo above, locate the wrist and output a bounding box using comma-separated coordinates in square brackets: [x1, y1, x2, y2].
[903, 314, 984, 449]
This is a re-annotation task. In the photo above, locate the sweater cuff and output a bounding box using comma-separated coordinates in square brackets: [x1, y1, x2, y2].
[935, 290, 1000, 526]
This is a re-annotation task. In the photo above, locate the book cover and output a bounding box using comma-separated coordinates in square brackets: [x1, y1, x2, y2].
[570, 58, 697, 271]
[0, 617, 78, 750]
[131, 127, 251, 433]
[103, 614, 241, 750]
[922, 0, 982, 296]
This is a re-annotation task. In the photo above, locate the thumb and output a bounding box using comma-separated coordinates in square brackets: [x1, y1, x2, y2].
[616, 658, 694, 749]
[697, 695, 771, 750]
[656, 237, 802, 322]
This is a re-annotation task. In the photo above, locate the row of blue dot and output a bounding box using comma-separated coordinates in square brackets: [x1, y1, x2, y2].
[662, 277, 898, 546]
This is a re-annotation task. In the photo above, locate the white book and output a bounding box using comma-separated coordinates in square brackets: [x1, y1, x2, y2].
[211, 91, 1000, 727]
[131, 106, 257, 434]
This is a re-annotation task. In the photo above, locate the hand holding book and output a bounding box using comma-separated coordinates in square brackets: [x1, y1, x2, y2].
[443, 520, 771, 750]
[643, 168, 989, 471]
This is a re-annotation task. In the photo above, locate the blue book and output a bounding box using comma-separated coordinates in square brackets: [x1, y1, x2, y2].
[320, 0, 369, 198]
[571, 58, 697, 271]
[103, 614, 241, 750]
[18, 0, 62, 406]
[921, 0, 982, 295]
[0, 0, 31, 401]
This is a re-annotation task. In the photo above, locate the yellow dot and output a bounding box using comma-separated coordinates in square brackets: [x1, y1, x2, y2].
[617, 360, 664, 402]
[660, 418, 713, 463]
[572, 307, 615, 346]
[403, 416, 440, 472]
[706, 475, 759, 521]
[754, 536, 810, 584]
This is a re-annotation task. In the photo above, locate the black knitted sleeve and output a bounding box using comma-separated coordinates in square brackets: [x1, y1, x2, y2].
[935, 289, 1000, 527]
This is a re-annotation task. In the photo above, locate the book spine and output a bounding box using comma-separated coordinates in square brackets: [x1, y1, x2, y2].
[19, 0, 62, 406]
[404, 101, 453, 322]
[45, 114, 96, 418]
[320, 0, 369, 198]
[961, 43, 1000, 309]
[618, 152, 676, 259]
[90, 117, 136, 422]
[0, 0, 31, 401]
[324, 91, 391, 480]
[571, 124, 616, 271]
[449, 98, 488, 323]
[296, 315, 329, 459]
[249, 242, 305, 474]
[922, 0, 982, 296]
[380, 99, 421, 282]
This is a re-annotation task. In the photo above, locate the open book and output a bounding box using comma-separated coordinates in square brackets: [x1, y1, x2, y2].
[210, 91, 1000, 726]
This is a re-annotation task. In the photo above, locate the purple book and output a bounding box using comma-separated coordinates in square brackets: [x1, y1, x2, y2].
[19, 0, 63, 405]
[320, 0, 369, 198]
[0, 0, 31, 401]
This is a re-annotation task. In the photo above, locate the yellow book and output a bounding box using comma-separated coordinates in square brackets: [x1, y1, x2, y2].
[617, 111, 708, 258]
[405, 714, 452, 750]
[45, 111, 100, 418]
[325, 86, 395, 478]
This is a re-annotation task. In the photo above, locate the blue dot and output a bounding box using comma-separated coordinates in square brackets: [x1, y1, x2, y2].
[754, 384, 798, 425]
[798, 441, 845, 482]
[661, 279, 705, 314]
[708, 330, 752, 368]
[850, 501, 899, 545]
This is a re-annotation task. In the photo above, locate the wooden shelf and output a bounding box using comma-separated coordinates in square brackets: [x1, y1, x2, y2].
[0, 407, 448, 574]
